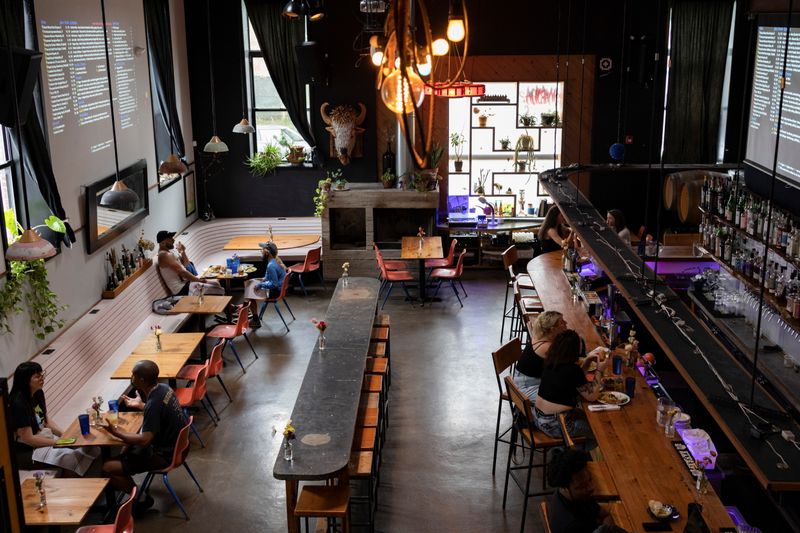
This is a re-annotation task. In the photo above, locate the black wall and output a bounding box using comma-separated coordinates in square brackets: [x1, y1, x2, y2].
[184, 1, 749, 226]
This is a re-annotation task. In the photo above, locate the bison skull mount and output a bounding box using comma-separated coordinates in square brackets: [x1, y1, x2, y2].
[320, 102, 366, 165]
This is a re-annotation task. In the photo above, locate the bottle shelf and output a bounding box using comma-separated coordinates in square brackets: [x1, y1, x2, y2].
[102, 259, 152, 299]
[699, 246, 800, 331]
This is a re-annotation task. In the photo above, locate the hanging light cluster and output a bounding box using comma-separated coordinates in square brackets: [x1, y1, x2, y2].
[371, 0, 481, 167]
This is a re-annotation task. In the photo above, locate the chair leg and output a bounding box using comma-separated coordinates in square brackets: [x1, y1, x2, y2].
[316, 269, 326, 291]
[520, 442, 535, 533]
[493, 396, 503, 476]
[138, 473, 154, 502]
[273, 305, 290, 333]
[258, 301, 269, 320]
[188, 419, 205, 448]
[203, 395, 220, 423]
[381, 283, 395, 309]
[297, 273, 308, 296]
[243, 333, 259, 359]
[431, 279, 443, 302]
[500, 281, 511, 342]
[502, 426, 516, 509]
[183, 462, 204, 492]
[162, 474, 190, 521]
[228, 342, 246, 373]
[400, 282, 413, 304]
[283, 299, 296, 320]
[458, 279, 468, 298]
[216, 375, 233, 402]
[450, 280, 463, 307]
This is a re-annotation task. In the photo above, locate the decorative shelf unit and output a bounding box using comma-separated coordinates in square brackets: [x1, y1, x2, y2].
[447, 81, 564, 216]
[101, 259, 152, 299]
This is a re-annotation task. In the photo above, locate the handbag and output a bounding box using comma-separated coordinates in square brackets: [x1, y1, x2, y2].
[152, 295, 182, 314]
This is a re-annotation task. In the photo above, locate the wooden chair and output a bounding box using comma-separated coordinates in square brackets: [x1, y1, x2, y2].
[294, 483, 350, 533]
[287, 246, 324, 296]
[540, 501, 553, 533]
[491, 338, 522, 476]
[258, 272, 296, 333]
[502, 376, 574, 533]
[75, 487, 136, 533]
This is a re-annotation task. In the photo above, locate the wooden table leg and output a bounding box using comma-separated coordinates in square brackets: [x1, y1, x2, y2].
[285, 479, 300, 533]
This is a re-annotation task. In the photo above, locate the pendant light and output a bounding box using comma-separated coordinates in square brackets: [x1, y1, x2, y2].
[3, 7, 56, 260]
[203, 0, 228, 153]
[157, 0, 188, 174]
[99, 0, 140, 210]
[282, 0, 325, 21]
[232, 5, 254, 135]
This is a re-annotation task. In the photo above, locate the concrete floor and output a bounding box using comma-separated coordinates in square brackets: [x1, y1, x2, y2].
[124, 270, 545, 532]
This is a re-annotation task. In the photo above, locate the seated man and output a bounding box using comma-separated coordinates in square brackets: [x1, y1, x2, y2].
[156, 230, 223, 296]
[547, 448, 629, 533]
[102, 360, 186, 513]
[243, 242, 286, 328]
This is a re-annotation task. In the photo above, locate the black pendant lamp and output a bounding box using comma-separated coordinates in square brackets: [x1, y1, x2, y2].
[203, 0, 228, 153]
[98, 0, 139, 211]
[283, 0, 325, 21]
[157, 0, 188, 174]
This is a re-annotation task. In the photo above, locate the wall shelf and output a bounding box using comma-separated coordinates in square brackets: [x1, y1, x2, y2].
[102, 259, 152, 299]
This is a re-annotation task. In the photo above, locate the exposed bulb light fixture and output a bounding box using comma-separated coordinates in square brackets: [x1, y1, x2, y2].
[360, 0, 387, 13]
[446, 17, 465, 42]
[416, 47, 432, 76]
[381, 67, 425, 114]
[369, 35, 385, 67]
[431, 38, 449, 56]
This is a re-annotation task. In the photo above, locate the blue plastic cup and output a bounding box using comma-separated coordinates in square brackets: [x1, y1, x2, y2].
[108, 399, 119, 412]
[625, 377, 636, 398]
[78, 414, 90, 436]
[226, 258, 234, 270]
[612, 355, 623, 375]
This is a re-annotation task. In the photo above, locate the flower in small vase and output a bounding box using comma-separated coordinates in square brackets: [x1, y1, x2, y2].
[33, 471, 44, 491]
[311, 318, 327, 332]
[341, 261, 350, 276]
[151, 324, 162, 337]
[283, 420, 296, 440]
[417, 227, 426, 239]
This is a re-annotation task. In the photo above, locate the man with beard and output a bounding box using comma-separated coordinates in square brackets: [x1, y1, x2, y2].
[156, 230, 222, 296]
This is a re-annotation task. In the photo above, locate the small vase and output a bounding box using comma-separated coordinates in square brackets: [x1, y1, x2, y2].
[155, 336, 162, 352]
[342, 272, 349, 286]
[319, 333, 326, 351]
[284, 440, 293, 461]
[418, 238, 424, 250]
[38, 488, 47, 511]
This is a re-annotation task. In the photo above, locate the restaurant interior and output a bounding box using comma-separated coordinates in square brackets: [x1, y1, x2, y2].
[2, 0, 800, 532]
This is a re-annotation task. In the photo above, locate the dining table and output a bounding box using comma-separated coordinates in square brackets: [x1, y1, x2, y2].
[200, 263, 257, 293]
[110, 332, 204, 386]
[222, 234, 320, 251]
[22, 477, 109, 530]
[168, 295, 232, 358]
[400, 236, 443, 303]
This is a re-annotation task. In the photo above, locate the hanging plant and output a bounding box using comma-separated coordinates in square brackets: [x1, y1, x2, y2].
[0, 261, 25, 334]
[246, 143, 283, 176]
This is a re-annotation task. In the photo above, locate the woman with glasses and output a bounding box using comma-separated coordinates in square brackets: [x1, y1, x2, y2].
[9, 361, 98, 475]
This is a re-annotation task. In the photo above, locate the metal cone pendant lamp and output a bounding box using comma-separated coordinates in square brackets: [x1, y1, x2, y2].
[232, 118, 255, 134]
[204, 0, 227, 153]
[158, 153, 188, 174]
[232, 8, 255, 135]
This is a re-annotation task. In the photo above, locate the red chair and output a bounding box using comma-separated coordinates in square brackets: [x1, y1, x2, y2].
[425, 238, 457, 269]
[287, 247, 324, 296]
[258, 272, 295, 333]
[177, 342, 232, 402]
[376, 249, 414, 309]
[75, 487, 136, 533]
[207, 304, 259, 373]
[429, 249, 467, 307]
[175, 363, 217, 447]
[373, 243, 406, 271]
[138, 416, 203, 521]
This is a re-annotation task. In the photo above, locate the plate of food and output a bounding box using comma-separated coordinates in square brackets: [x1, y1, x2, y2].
[648, 500, 680, 521]
[597, 391, 630, 406]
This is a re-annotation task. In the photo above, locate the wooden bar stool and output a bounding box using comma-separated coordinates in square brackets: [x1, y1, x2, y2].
[361, 375, 387, 448]
[364, 360, 388, 433]
[367, 341, 391, 387]
[490, 338, 522, 476]
[293, 484, 350, 533]
[370, 325, 391, 386]
[501, 246, 538, 342]
[512, 281, 543, 343]
[348, 451, 377, 533]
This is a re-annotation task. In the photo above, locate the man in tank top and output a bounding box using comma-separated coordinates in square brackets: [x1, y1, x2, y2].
[156, 230, 223, 296]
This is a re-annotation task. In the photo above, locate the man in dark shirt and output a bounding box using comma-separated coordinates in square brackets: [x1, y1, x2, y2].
[547, 448, 628, 533]
[102, 360, 186, 508]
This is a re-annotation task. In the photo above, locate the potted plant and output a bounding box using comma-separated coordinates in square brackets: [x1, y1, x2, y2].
[514, 133, 535, 173]
[415, 140, 443, 191]
[330, 169, 347, 190]
[472, 107, 492, 127]
[519, 112, 537, 127]
[286, 145, 307, 166]
[540, 110, 560, 127]
[475, 169, 490, 195]
[499, 137, 511, 151]
[381, 169, 396, 189]
[449, 132, 466, 172]
[246, 143, 283, 176]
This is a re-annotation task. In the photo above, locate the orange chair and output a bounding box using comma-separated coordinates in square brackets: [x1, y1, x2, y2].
[258, 272, 295, 333]
[376, 249, 414, 309]
[138, 416, 203, 521]
[429, 249, 467, 307]
[177, 342, 232, 402]
[75, 487, 136, 533]
[425, 237, 457, 269]
[207, 305, 259, 372]
[373, 243, 406, 271]
[175, 363, 217, 447]
[287, 247, 324, 296]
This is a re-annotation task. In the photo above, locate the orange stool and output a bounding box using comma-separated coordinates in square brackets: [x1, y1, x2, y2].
[294, 484, 350, 533]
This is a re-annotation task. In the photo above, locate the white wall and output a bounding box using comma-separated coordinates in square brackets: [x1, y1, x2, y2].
[0, 0, 195, 377]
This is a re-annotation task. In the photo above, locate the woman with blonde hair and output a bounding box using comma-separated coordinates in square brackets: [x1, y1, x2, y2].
[512, 311, 568, 401]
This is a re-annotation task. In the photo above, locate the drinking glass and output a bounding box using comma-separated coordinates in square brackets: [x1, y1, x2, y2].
[78, 414, 90, 436]
[656, 397, 675, 427]
[107, 409, 118, 426]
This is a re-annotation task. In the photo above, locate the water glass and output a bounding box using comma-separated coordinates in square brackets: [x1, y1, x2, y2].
[656, 397, 675, 427]
[625, 377, 636, 398]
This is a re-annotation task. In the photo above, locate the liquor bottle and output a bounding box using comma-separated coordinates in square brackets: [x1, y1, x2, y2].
[767, 263, 776, 293]
[724, 233, 733, 263]
[725, 189, 735, 222]
[776, 267, 787, 299]
[701, 176, 709, 210]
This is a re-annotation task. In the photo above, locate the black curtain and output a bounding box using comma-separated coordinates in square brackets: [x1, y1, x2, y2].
[1, 0, 75, 246]
[663, 0, 733, 163]
[243, 0, 318, 158]
[144, 0, 185, 157]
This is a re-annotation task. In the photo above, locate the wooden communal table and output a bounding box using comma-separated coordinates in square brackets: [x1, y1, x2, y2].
[110, 332, 204, 381]
[400, 236, 443, 302]
[55, 412, 143, 448]
[273, 277, 380, 533]
[528, 252, 734, 532]
[22, 478, 109, 527]
[168, 295, 231, 358]
[223, 234, 320, 251]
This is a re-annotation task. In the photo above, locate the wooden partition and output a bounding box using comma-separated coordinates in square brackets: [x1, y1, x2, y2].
[0, 378, 23, 533]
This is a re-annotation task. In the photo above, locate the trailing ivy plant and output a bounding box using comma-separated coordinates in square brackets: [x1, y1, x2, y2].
[0, 261, 25, 334]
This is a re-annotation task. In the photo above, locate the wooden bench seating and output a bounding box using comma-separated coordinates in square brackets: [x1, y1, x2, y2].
[25, 217, 320, 428]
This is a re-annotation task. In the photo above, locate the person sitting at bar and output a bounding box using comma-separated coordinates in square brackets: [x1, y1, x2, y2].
[513, 311, 567, 402]
[539, 205, 574, 254]
[102, 360, 186, 514]
[243, 242, 286, 328]
[156, 230, 223, 296]
[606, 209, 631, 246]
[547, 448, 627, 533]
[533, 330, 606, 444]
[9, 361, 99, 475]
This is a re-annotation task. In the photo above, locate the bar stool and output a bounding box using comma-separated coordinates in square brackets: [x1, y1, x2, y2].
[364, 359, 389, 435]
[501, 246, 538, 342]
[368, 340, 391, 388]
[359, 391, 384, 449]
[512, 281, 543, 344]
[348, 450, 377, 533]
[490, 338, 523, 476]
[372, 314, 392, 386]
[362, 375, 387, 448]
[293, 483, 350, 533]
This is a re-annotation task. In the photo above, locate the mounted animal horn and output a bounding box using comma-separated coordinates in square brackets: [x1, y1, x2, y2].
[320, 102, 332, 125]
[355, 103, 367, 126]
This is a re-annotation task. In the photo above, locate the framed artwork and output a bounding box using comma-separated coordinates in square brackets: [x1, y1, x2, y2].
[536, 175, 550, 197]
[183, 171, 196, 217]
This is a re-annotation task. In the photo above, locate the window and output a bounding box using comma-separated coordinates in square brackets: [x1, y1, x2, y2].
[247, 22, 310, 155]
[0, 129, 15, 229]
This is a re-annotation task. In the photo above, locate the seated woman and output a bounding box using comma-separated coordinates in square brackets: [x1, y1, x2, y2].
[513, 311, 567, 402]
[606, 209, 631, 245]
[538, 205, 573, 254]
[9, 362, 99, 476]
[243, 242, 286, 328]
[533, 330, 606, 443]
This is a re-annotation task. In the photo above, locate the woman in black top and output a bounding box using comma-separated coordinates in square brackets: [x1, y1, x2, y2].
[513, 311, 567, 401]
[538, 205, 572, 254]
[533, 330, 606, 442]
